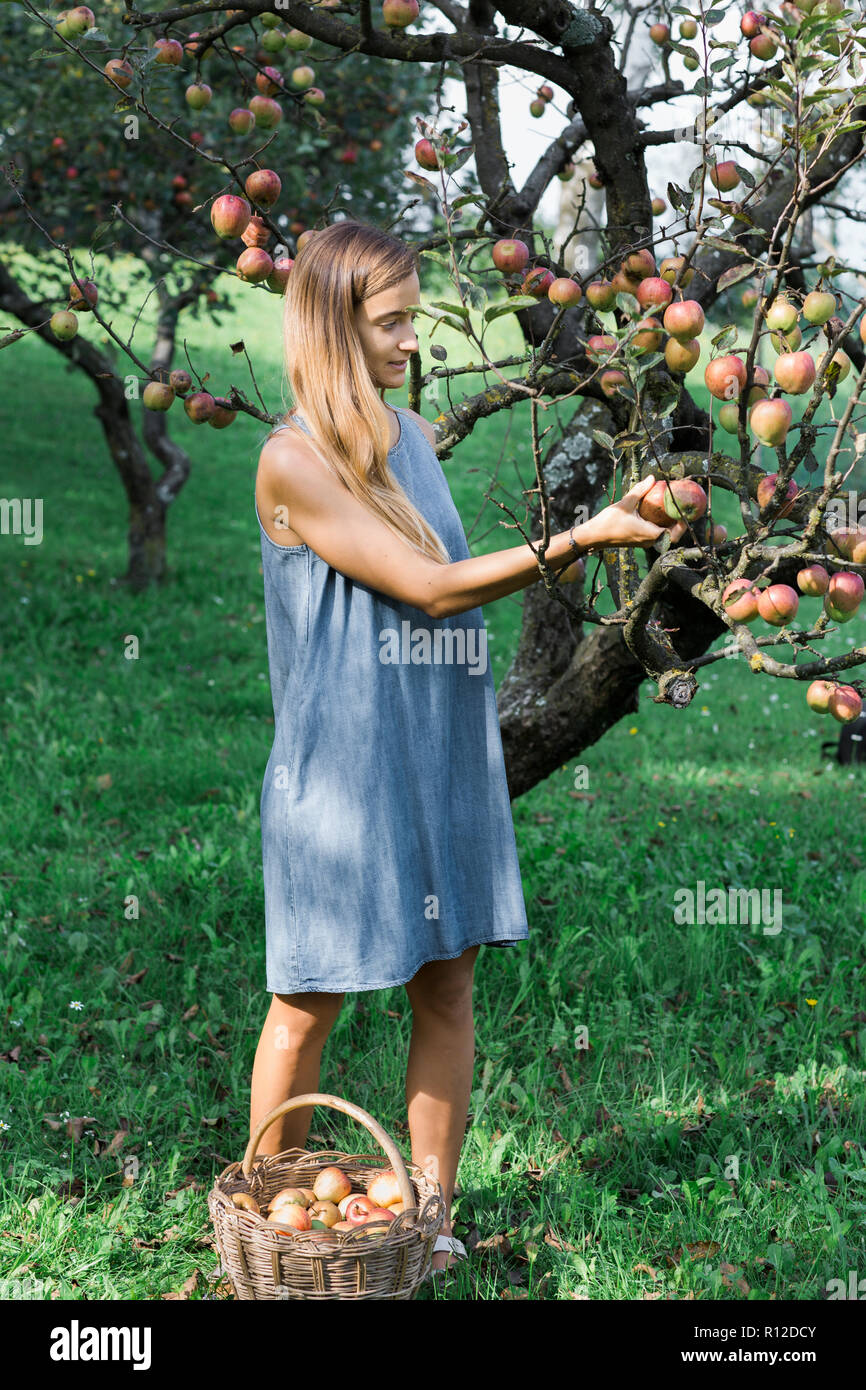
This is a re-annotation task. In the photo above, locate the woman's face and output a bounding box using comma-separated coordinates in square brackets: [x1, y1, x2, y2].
[355, 270, 421, 391]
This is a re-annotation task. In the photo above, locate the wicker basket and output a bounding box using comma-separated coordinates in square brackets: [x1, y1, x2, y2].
[208, 1092, 445, 1299]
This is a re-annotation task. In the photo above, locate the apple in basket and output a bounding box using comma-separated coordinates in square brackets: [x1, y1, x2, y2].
[230, 1192, 261, 1214]
[313, 1166, 353, 1203]
[308, 1200, 340, 1228]
[268, 1203, 311, 1232]
[268, 1186, 309, 1212]
[366, 1169, 402, 1208]
[345, 1195, 378, 1224]
[362, 1207, 396, 1224]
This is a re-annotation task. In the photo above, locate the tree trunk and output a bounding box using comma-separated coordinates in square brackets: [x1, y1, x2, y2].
[0, 256, 204, 590]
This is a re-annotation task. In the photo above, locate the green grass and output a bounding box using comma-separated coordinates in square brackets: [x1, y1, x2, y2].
[1, 258, 865, 1302]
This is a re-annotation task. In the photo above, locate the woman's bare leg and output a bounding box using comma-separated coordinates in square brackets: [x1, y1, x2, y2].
[250, 991, 345, 1154]
[404, 946, 480, 1273]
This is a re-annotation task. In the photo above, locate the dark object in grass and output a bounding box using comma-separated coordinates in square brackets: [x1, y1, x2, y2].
[820, 712, 866, 765]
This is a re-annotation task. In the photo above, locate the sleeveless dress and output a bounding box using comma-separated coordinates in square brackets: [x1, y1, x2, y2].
[254, 405, 530, 993]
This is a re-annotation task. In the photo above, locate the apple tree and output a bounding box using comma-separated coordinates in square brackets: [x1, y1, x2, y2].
[6, 0, 866, 797]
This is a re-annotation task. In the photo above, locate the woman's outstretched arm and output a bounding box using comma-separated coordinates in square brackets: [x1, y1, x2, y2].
[257, 432, 686, 619]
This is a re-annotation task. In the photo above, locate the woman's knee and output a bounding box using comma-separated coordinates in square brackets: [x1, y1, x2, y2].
[268, 990, 344, 1049]
[405, 950, 478, 1023]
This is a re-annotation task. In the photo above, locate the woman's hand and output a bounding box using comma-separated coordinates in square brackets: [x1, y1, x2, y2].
[584, 474, 688, 551]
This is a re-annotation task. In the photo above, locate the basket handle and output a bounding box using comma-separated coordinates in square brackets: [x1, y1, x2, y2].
[241, 1092, 418, 1211]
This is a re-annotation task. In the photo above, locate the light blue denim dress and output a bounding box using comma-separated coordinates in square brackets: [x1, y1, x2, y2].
[254, 405, 529, 994]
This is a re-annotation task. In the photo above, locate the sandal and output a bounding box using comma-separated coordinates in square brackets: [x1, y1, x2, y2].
[425, 1233, 468, 1283]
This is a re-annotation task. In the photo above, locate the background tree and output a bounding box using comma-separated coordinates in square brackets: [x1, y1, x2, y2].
[0, 0, 443, 585]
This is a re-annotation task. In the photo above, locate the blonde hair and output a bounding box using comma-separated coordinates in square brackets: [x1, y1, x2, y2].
[277, 220, 450, 564]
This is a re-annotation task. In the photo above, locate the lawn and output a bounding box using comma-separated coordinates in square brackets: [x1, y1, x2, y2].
[1, 255, 865, 1301]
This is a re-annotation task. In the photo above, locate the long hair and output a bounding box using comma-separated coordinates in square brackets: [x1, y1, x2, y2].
[278, 220, 450, 564]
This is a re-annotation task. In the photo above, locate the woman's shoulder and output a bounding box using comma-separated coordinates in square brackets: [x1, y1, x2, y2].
[400, 407, 438, 452]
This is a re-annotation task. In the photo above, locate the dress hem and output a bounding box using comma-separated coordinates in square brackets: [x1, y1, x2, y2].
[265, 930, 529, 994]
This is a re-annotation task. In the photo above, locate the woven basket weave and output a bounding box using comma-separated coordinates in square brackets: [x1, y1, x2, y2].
[208, 1092, 445, 1299]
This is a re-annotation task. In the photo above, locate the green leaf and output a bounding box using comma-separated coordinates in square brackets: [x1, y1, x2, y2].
[428, 299, 470, 320]
[450, 193, 484, 210]
[710, 324, 739, 351]
[704, 7, 726, 22]
[615, 291, 640, 318]
[592, 430, 615, 451]
[483, 295, 539, 323]
[735, 164, 756, 188]
[442, 146, 474, 175]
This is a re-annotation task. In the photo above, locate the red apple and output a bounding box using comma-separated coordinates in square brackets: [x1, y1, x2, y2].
[722, 578, 761, 622]
[756, 471, 798, 516]
[663, 299, 705, 340]
[244, 169, 281, 208]
[67, 279, 97, 310]
[492, 238, 530, 273]
[104, 59, 134, 89]
[797, 564, 829, 596]
[209, 398, 237, 429]
[537, 84, 555, 101]
[639, 478, 707, 527]
[255, 66, 283, 96]
[651, 196, 666, 216]
[522, 266, 556, 297]
[345, 1196, 377, 1225]
[709, 161, 739, 192]
[268, 1203, 311, 1232]
[750, 31, 777, 58]
[362, 1207, 396, 1224]
[211, 194, 252, 239]
[237, 248, 275, 283]
[622, 248, 656, 281]
[415, 138, 441, 170]
[587, 334, 616, 362]
[741, 10, 766, 36]
[828, 685, 863, 722]
[636, 277, 673, 310]
[229, 107, 255, 132]
[548, 277, 582, 306]
[184, 391, 216, 422]
[774, 351, 816, 394]
[169, 369, 192, 395]
[599, 369, 627, 397]
[304, 87, 326, 106]
[154, 37, 184, 64]
[382, 0, 420, 25]
[749, 397, 792, 446]
[266, 257, 294, 293]
[649, 22, 670, 44]
[828, 570, 865, 612]
[758, 583, 799, 625]
[705, 354, 747, 401]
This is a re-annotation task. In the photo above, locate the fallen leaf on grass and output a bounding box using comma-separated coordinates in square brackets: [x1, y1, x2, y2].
[161, 1269, 201, 1300]
[633, 1262, 659, 1279]
[666, 1240, 721, 1266]
[720, 1262, 751, 1295]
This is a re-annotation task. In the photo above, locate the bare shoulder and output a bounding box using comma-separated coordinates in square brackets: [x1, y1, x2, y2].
[258, 421, 324, 490]
[403, 407, 438, 452]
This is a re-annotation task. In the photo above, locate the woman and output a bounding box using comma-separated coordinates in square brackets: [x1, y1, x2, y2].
[250, 220, 681, 1277]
